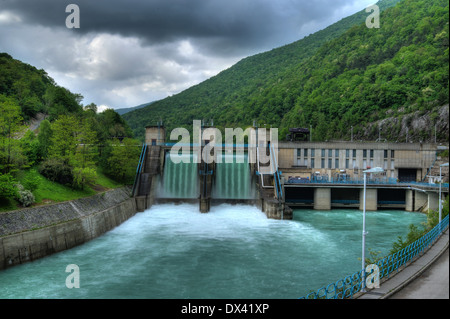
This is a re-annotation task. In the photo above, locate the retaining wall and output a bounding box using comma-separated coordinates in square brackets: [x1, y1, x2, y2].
[0, 187, 137, 270]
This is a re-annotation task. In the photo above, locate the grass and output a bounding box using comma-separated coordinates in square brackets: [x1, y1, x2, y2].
[0, 167, 126, 212]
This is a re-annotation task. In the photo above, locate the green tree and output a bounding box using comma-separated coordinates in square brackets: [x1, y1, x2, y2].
[0, 95, 24, 173]
[107, 138, 141, 183]
[37, 119, 53, 159]
[48, 114, 78, 164]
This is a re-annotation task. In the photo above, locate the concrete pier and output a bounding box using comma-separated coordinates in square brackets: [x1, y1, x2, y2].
[314, 188, 331, 210]
[359, 188, 378, 211]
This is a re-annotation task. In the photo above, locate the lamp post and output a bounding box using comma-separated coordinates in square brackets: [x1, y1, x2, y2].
[439, 163, 449, 231]
[361, 167, 384, 292]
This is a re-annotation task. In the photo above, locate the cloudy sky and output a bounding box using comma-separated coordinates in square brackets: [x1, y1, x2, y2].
[0, 0, 375, 111]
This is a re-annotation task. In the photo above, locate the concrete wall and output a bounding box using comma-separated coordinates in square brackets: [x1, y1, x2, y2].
[0, 187, 137, 270]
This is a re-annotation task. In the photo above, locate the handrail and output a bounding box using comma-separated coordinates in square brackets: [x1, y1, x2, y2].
[269, 144, 280, 199]
[270, 143, 283, 200]
[300, 214, 449, 299]
[131, 143, 147, 197]
[422, 154, 438, 182]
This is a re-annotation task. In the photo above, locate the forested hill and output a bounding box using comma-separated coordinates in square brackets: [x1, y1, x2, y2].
[1, 53, 138, 211]
[122, 0, 449, 143]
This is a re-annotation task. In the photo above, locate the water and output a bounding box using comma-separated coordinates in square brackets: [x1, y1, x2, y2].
[0, 204, 426, 299]
[158, 152, 199, 199]
[212, 153, 257, 200]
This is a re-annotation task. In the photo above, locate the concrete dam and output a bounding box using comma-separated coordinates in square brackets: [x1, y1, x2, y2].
[132, 124, 449, 219]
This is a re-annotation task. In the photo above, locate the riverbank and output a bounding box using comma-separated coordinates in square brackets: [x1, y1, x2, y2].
[0, 186, 137, 270]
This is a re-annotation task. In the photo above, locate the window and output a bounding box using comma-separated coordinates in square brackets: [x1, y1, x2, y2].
[363, 159, 367, 168]
[353, 159, 356, 168]
[328, 158, 332, 168]
[363, 150, 367, 158]
[346, 149, 350, 158]
[304, 149, 308, 157]
[335, 149, 339, 157]
[370, 150, 374, 158]
[384, 150, 388, 159]
[151, 139, 157, 146]
[321, 158, 325, 168]
[304, 159, 308, 166]
[297, 149, 301, 157]
[335, 158, 339, 169]
[391, 160, 395, 170]
[311, 159, 315, 168]
[391, 150, 395, 158]
[384, 160, 388, 169]
[353, 149, 356, 157]
[311, 149, 315, 157]
[328, 149, 332, 157]
[346, 159, 349, 169]
[322, 149, 325, 157]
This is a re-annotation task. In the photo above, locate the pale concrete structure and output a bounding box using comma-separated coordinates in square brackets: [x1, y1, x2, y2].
[145, 125, 166, 146]
[314, 188, 331, 210]
[359, 188, 378, 211]
[277, 141, 438, 182]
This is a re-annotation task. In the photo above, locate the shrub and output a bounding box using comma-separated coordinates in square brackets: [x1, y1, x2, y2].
[15, 184, 35, 207]
[39, 158, 73, 186]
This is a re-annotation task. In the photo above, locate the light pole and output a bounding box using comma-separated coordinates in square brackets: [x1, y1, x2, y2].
[439, 163, 449, 231]
[361, 167, 384, 292]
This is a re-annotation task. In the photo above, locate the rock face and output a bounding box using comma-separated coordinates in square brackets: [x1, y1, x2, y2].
[357, 104, 449, 143]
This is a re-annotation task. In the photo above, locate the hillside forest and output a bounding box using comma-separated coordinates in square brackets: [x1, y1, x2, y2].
[122, 0, 449, 143]
[0, 53, 141, 210]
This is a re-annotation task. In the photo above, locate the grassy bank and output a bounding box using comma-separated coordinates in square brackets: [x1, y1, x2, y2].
[0, 167, 125, 213]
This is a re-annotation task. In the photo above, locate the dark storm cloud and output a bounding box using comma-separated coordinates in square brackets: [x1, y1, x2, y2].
[1, 0, 367, 54]
[0, 0, 375, 108]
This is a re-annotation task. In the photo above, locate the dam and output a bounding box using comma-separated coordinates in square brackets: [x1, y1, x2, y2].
[132, 124, 449, 219]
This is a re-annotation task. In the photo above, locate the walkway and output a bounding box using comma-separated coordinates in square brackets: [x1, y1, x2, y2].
[389, 247, 449, 299]
[357, 228, 449, 299]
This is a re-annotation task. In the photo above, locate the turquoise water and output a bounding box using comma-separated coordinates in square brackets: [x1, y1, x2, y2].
[0, 204, 426, 299]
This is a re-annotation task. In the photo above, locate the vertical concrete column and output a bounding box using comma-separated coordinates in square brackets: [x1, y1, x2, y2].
[405, 189, 414, 212]
[427, 192, 439, 212]
[314, 188, 331, 210]
[359, 188, 378, 211]
[415, 191, 428, 212]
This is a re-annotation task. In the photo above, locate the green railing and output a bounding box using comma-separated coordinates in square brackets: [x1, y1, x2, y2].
[300, 213, 449, 299]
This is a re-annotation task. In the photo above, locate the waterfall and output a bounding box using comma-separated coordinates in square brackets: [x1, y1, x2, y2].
[212, 153, 256, 199]
[159, 152, 199, 199]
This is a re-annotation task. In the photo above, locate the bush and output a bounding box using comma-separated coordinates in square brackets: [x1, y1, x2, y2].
[39, 158, 73, 186]
[15, 183, 35, 207]
[22, 169, 42, 192]
[72, 167, 97, 190]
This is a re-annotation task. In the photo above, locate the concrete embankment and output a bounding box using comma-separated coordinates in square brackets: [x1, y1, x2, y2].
[0, 187, 137, 270]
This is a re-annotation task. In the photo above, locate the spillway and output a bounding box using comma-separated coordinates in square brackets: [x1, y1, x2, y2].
[212, 153, 257, 200]
[158, 152, 199, 199]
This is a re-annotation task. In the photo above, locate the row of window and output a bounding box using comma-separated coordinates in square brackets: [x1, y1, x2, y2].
[298, 158, 395, 169]
[296, 149, 395, 159]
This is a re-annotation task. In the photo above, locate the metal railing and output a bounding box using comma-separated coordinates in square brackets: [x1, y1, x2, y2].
[131, 143, 147, 197]
[299, 214, 449, 299]
[286, 176, 449, 189]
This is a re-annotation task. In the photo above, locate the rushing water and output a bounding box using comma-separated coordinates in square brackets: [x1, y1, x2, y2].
[158, 153, 199, 199]
[212, 153, 257, 200]
[0, 204, 426, 299]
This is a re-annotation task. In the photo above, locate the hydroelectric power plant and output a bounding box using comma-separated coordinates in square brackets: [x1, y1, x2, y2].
[131, 123, 449, 219]
[0, 121, 447, 299]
